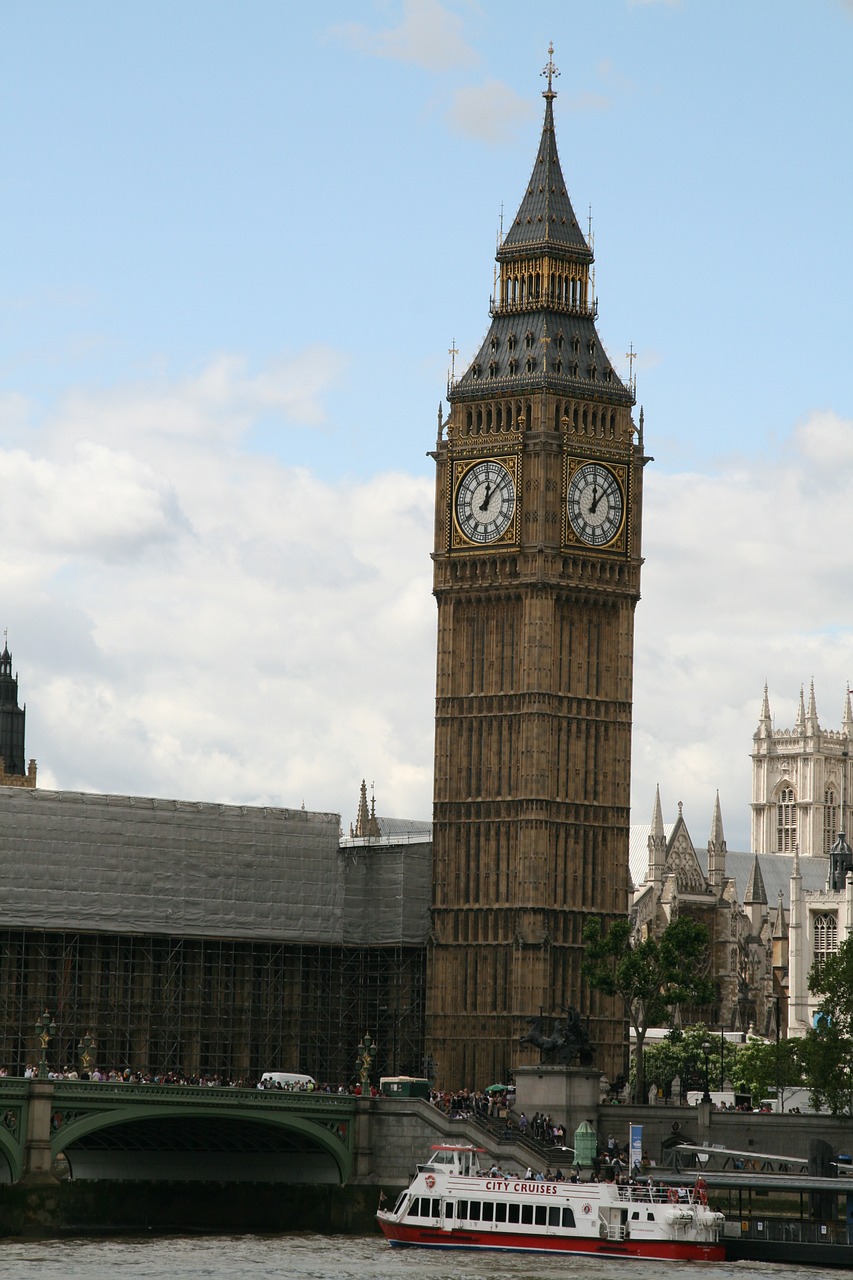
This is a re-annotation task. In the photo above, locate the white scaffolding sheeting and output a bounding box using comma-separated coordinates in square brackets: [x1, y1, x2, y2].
[0, 787, 430, 945]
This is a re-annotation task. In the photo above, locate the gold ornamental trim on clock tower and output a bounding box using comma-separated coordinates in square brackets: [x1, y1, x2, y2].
[563, 455, 628, 552]
[450, 453, 521, 550]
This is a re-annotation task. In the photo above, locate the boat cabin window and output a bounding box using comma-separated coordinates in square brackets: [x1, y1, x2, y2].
[444, 1203, 453, 1218]
[468, 1202, 480, 1221]
[631, 1211, 639, 1220]
[534, 1205, 547, 1226]
[562, 1207, 576, 1228]
[647, 1212, 655, 1221]
[508, 1203, 520, 1224]
[457, 1200, 468, 1218]
[521, 1205, 534, 1225]
[494, 1203, 507, 1222]
[411, 1197, 441, 1217]
[482, 1203, 494, 1222]
[432, 1151, 455, 1166]
[548, 1207, 560, 1227]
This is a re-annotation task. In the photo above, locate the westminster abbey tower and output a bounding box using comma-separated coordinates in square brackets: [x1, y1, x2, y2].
[426, 50, 645, 1086]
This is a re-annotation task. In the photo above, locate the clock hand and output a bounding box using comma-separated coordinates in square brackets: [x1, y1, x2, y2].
[478, 482, 492, 513]
[589, 484, 601, 514]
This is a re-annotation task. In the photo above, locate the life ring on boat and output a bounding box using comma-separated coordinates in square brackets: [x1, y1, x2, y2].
[667, 1187, 679, 1204]
[424, 1174, 436, 1189]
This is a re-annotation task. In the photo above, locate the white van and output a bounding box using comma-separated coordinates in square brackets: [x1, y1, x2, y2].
[259, 1072, 316, 1090]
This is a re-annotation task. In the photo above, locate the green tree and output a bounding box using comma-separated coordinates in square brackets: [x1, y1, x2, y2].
[729, 1035, 805, 1106]
[643, 1024, 740, 1102]
[802, 936, 853, 1116]
[581, 915, 714, 1103]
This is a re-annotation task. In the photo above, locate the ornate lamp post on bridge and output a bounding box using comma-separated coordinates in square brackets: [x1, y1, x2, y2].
[356, 1033, 377, 1092]
[77, 1032, 96, 1075]
[35, 1010, 56, 1080]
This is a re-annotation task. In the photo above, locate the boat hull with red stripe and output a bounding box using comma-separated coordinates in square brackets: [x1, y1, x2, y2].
[376, 1144, 725, 1263]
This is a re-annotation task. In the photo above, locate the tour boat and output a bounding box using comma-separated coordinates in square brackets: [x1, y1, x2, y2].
[377, 1144, 725, 1262]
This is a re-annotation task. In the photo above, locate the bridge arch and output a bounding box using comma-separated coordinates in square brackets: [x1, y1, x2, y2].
[52, 1105, 352, 1184]
[0, 1126, 21, 1183]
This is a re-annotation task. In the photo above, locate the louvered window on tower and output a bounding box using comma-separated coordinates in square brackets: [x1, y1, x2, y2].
[813, 912, 838, 976]
[776, 787, 797, 852]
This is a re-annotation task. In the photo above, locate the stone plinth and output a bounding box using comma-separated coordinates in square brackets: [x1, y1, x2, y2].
[513, 1065, 603, 1146]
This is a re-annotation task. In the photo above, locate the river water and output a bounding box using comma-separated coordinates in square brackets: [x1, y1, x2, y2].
[0, 1234, 834, 1280]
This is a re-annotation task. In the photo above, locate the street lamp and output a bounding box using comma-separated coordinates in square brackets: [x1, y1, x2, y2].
[355, 1033, 377, 1091]
[35, 1009, 56, 1080]
[77, 1032, 96, 1075]
[701, 1039, 712, 1104]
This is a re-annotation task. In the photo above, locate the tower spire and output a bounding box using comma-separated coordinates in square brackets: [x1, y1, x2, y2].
[806, 678, 819, 733]
[843, 686, 853, 734]
[649, 784, 667, 889]
[796, 684, 806, 731]
[708, 790, 727, 889]
[0, 639, 36, 787]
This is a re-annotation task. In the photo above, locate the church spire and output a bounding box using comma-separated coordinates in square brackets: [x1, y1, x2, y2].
[349, 779, 380, 839]
[708, 790, 727, 889]
[843, 686, 853, 734]
[806, 678, 820, 734]
[649, 784, 667, 889]
[745, 854, 768, 906]
[795, 684, 806, 731]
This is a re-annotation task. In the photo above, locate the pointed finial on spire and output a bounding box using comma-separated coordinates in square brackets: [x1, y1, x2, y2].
[796, 684, 806, 730]
[806, 678, 819, 731]
[709, 790, 725, 845]
[541, 42, 559, 99]
[651, 783, 664, 839]
[844, 685, 853, 733]
[760, 681, 771, 722]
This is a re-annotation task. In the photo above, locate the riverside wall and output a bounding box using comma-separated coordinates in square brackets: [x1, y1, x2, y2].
[2, 1097, 853, 1237]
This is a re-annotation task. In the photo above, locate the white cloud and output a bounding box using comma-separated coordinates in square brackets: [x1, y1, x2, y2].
[445, 79, 535, 143]
[4, 359, 851, 852]
[331, 0, 476, 72]
[2, 351, 434, 828]
[633, 409, 853, 848]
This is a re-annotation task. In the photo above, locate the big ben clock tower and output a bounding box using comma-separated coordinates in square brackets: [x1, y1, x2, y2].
[426, 49, 645, 1087]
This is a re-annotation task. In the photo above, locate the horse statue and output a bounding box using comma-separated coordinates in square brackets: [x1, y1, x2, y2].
[519, 1005, 594, 1066]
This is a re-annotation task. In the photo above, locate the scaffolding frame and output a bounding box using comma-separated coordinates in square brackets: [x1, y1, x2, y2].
[0, 928, 425, 1085]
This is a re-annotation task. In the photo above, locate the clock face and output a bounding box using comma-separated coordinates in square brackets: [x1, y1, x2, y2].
[567, 462, 624, 547]
[455, 459, 516, 544]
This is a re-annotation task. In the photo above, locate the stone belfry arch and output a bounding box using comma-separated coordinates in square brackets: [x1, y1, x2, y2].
[426, 49, 646, 1087]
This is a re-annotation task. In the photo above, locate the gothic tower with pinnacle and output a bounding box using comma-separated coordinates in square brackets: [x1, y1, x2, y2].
[426, 50, 645, 1087]
[0, 641, 37, 788]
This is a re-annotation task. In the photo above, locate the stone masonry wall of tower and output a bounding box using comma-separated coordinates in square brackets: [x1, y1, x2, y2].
[425, 56, 645, 1089]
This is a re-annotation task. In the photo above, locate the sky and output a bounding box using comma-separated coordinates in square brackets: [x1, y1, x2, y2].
[1, 0, 852, 849]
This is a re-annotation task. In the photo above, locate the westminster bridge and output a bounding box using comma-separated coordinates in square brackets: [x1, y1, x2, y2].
[0, 1077, 847, 1191]
[0, 1078, 360, 1184]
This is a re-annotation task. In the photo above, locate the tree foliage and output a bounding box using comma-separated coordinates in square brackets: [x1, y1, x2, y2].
[644, 1025, 740, 1101]
[727, 1035, 805, 1103]
[582, 915, 713, 1102]
[802, 936, 853, 1116]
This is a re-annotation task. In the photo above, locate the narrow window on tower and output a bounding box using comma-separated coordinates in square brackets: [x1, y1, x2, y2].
[813, 912, 838, 976]
[776, 786, 797, 853]
[824, 788, 839, 853]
